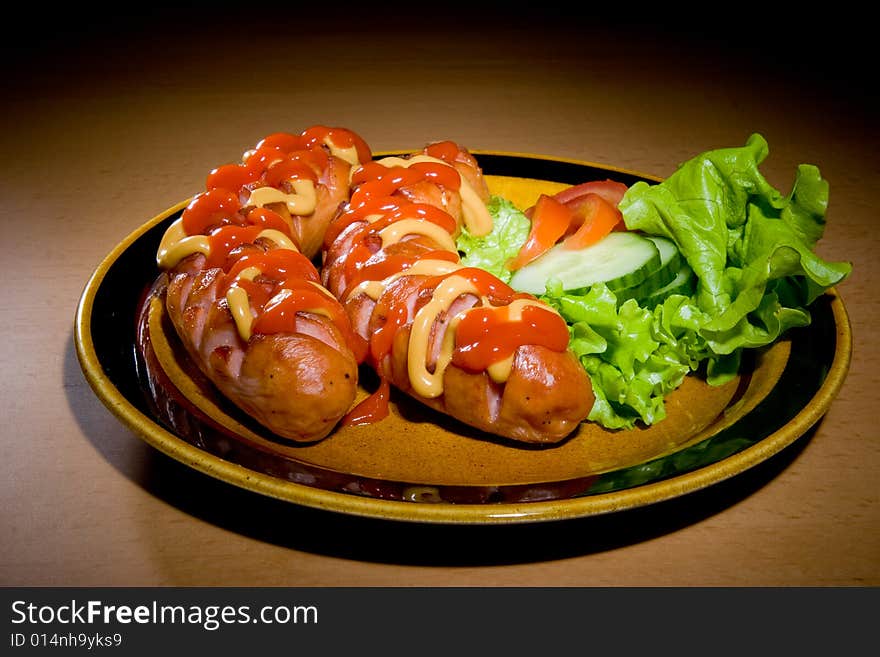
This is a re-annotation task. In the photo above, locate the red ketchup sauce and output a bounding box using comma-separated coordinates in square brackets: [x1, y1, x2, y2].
[172, 126, 371, 361]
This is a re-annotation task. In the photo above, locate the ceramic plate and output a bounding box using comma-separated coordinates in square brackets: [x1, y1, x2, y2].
[74, 152, 852, 524]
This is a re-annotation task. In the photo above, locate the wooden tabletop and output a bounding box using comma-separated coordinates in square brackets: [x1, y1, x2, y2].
[3, 6, 876, 586]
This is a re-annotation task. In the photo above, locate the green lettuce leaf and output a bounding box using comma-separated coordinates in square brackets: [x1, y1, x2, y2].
[543, 282, 705, 429]
[619, 133, 851, 353]
[457, 195, 530, 283]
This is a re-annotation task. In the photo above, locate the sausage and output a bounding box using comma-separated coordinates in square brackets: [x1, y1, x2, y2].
[162, 253, 359, 442]
[153, 126, 371, 442]
[192, 125, 372, 259]
[322, 141, 595, 443]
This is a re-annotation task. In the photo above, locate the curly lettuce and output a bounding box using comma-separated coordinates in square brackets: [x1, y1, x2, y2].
[457, 195, 530, 283]
[618, 133, 850, 356]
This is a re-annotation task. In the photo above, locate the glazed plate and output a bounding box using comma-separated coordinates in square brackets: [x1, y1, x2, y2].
[74, 153, 852, 524]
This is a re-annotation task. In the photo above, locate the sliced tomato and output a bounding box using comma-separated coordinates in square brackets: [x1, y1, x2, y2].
[562, 193, 623, 250]
[553, 179, 628, 208]
[506, 194, 573, 271]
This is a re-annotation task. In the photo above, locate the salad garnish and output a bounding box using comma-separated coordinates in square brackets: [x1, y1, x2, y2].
[457, 134, 852, 429]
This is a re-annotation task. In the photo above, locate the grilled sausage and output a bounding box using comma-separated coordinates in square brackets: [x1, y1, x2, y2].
[153, 126, 372, 441]
[322, 141, 594, 443]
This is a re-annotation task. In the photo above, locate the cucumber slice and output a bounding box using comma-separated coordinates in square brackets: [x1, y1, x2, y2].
[644, 236, 681, 277]
[613, 236, 682, 303]
[509, 232, 661, 295]
[640, 261, 695, 307]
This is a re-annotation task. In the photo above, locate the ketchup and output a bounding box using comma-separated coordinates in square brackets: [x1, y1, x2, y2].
[452, 304, 570, 373]
[165, 126, 372, 360]
[181, 187, 243, 235]
[424, 140, 462, 163]
[341, 378, 391, 426]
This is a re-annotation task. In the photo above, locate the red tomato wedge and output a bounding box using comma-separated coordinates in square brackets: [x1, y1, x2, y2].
[562, 193, 623, 250]
[506, 194, 574, 271]
[553, 179, 628, 207]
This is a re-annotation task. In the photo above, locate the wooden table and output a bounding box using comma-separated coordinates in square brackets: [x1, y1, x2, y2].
[3, 7, 876, 586]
